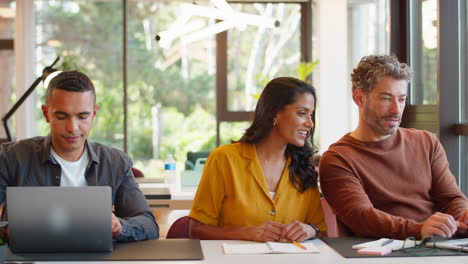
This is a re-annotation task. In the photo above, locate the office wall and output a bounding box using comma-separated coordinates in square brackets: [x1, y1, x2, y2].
[317, 0, 354, 153]
[14, 0, 36, 140]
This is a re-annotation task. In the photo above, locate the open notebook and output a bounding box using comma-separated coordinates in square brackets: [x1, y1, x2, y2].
[222, 242, 319, 254]
[352, 238, 418, 251]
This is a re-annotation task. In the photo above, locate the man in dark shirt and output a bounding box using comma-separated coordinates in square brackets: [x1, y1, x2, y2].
[0, 70, 159, 241]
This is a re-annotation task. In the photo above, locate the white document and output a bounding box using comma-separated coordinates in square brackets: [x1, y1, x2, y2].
[223, 242, 320, 255]
[352, 238, 416, 251]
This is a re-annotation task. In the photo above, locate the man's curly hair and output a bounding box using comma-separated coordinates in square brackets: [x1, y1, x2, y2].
[351, 55, 412, 93]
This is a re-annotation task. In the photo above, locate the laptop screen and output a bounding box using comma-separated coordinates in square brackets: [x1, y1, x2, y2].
[7, 186, 113, 253]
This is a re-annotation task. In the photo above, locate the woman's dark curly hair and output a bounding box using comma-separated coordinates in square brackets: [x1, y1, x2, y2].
[238, 77, 318, 193]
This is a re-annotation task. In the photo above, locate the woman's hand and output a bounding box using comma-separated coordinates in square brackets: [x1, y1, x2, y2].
[250, 221, 284, 242]
[281, 220, 316, 242]
[189, 218, 284, 241]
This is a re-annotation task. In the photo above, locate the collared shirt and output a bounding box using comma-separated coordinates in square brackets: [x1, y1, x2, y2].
[50, 145, 89, 187]
[189, 142, 327, 231]
[0, 136, 159, 241]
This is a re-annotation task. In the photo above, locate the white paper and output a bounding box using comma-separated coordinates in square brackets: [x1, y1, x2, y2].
[352, 238, 416, 251]
[267, 242, 320, 253]
[223, 242, 320, 255]
[222, 243, 271, 254]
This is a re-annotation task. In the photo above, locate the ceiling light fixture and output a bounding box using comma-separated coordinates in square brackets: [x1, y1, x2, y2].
[155, 0, 280, 48]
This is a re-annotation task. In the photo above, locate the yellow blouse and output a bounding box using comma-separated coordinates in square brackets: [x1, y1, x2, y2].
[189, 142, 327, 232]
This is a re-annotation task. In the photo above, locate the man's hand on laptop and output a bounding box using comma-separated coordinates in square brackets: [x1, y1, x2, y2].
[112, 213, 123, 237]
[421, 212, 458, 238]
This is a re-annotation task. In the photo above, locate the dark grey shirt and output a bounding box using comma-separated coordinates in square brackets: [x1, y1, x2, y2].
[0, 136, 159, 241]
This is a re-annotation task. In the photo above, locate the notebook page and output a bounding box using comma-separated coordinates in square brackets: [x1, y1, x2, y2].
[352, 238, 415, 251]
[266, 242, 320, 254]
[222, 243, 271, 254]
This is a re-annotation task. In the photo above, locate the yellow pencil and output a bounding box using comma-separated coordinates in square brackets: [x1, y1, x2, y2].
[293, 241, 307, 250]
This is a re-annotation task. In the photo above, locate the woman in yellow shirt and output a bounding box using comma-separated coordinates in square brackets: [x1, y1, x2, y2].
[189, 77, 326, 242]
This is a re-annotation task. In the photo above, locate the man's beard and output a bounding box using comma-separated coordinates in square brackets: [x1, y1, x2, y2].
[363, 104, 401, 137]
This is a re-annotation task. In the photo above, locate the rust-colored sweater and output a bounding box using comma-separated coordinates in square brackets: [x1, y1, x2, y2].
[319, 128, 468, 239]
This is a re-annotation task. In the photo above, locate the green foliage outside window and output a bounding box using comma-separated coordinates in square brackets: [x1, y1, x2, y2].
[34, 1, 302, 177]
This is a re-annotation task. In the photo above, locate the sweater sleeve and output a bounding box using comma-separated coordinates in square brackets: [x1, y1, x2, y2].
[319, 151, 423, 239]
[429, 133, 468, 218]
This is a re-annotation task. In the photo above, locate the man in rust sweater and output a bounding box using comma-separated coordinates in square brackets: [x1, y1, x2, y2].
[319, 55, 468, 240]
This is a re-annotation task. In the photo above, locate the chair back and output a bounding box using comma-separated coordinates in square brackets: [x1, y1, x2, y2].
[166, 216, 190, 238]
[320, 197, 352, 237]
[321, 197, 338, 237]
[131, 167, 144, 178]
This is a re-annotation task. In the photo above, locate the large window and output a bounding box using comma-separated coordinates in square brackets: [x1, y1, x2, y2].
[347, 0, 389, 128]
[347, 0, 388, 69]
[222, 2, 303, 150]
[408, 0, 437, 105]
[25, 0, 310, 178]
[217, 1, 311, 147]
[127, 2, 217, 175]
[226, 3, 301, 112]
[34, 1, 124, 150]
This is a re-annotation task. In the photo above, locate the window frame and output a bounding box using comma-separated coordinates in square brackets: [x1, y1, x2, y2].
[438, 0, 464, 191]
[393, 0, 468, 193]
[215, 0, 312, 145]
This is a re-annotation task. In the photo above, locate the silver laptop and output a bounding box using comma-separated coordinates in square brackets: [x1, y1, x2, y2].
[7, 186, 113, 253]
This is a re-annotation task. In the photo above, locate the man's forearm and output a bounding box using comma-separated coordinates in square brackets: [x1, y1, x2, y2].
[114, 213, 159, 241]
